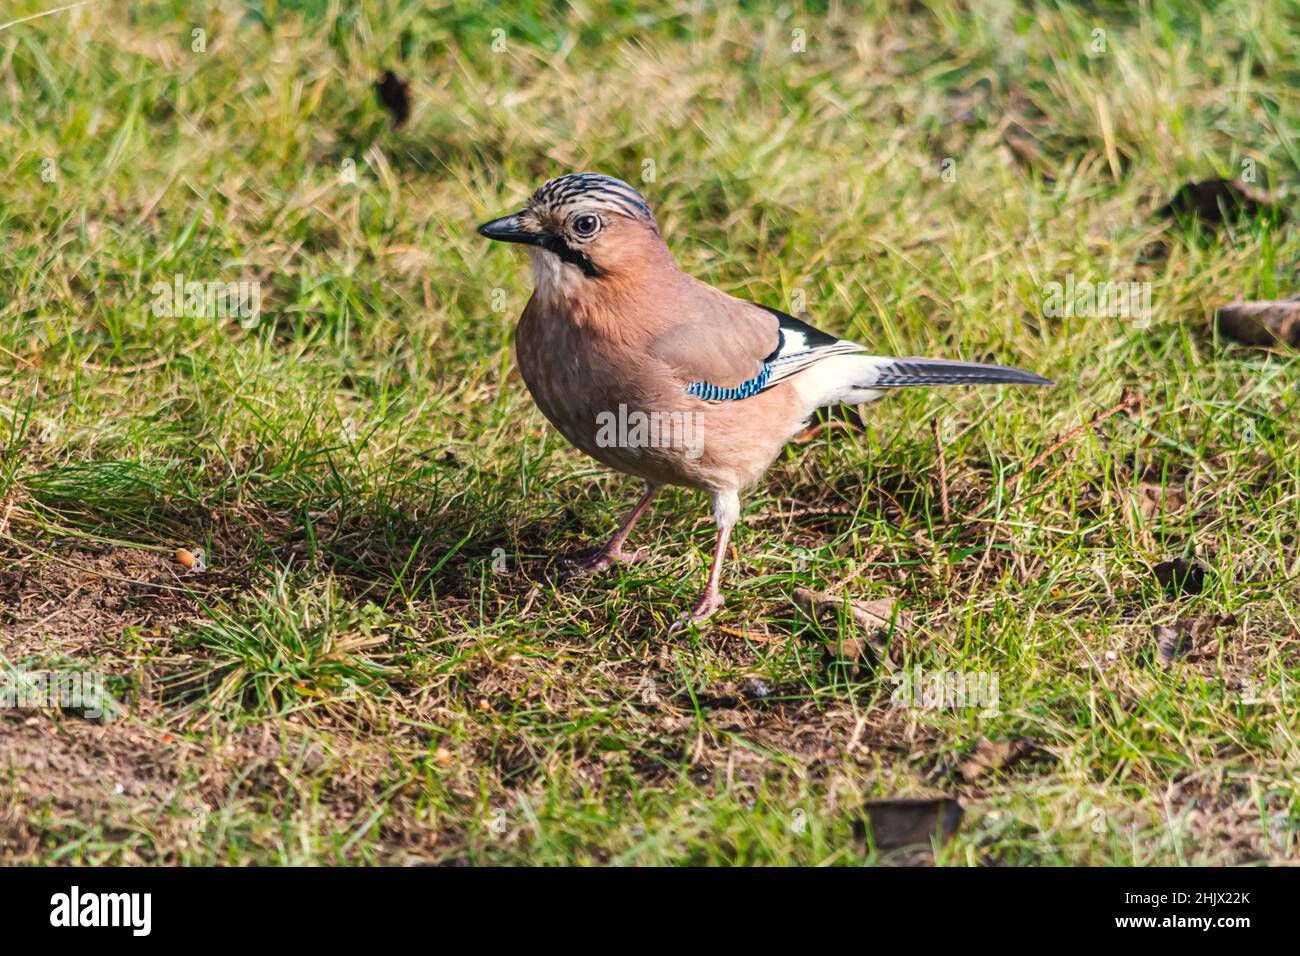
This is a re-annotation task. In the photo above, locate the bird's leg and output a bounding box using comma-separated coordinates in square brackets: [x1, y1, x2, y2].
[671, 491, 739, 631]
[562, 482, 660, 577]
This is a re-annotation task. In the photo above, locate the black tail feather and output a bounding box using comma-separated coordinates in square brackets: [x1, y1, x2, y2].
[871, 357, 1053, 388]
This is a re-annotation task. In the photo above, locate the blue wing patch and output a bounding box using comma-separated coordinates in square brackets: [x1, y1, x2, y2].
[686, 363, 772, 401]
[682, 303, 863, 401]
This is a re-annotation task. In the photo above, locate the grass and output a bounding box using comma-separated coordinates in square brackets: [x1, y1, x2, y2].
[1, 0, 1298, 865]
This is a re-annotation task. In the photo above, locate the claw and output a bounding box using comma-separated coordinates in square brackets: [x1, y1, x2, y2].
[667, 590, 725, 634]
[554, 483, 660, 583]
[558, 546, 650, 581]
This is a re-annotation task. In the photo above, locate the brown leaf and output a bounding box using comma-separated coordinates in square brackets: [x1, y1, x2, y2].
[375, 69, 410, 128]
[1153, 558, 1208, 597]
[1155, 178, 1286, 226]
[1138, 237, 1172, 264]
[1216, 298, 1300, 349]
[957, 736, 1036, 783]
[793, 587, 910, 672]
[1134, 482, 1187, 519]
[999, 119, 1059, 182]
[1154, 614, 1237, 665]
[857, 797, 964, 849]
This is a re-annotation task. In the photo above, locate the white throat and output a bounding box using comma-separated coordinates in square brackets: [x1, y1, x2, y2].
[526, 246, 586, 304]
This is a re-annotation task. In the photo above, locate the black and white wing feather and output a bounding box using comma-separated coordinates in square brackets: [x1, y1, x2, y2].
[757, 305, 868, 388]
[676, 302, 1051, 406]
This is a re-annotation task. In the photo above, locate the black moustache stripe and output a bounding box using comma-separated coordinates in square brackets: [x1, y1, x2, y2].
[541, 234, 604, 278]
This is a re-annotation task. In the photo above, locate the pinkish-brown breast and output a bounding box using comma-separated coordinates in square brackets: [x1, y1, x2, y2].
[515, 294, 805, 494]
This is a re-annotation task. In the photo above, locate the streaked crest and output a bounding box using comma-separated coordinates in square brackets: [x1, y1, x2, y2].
[528, 172, 657, 226]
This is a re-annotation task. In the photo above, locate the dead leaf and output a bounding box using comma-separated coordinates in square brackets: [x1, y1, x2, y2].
[1154, 614, 1236, 665]
[1155, 178, 1286, 226]
[856, 797, 964, 849]
[375, 69, 410, 128]
[1134, 483, 1187, 518]
[998, 117, 1063, 182]
[957, 737, 1037, 783]
[1153, 558, 1208, 597]
[1002, 125, 1049, 172]
[793, 587, 910, 672]
[1138, 237, 1172, 264]
[1216, 298, 1300, 349]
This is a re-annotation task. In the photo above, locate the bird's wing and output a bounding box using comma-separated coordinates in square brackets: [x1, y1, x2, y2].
[758, 305, 868, 386]
[648, 300, 864, 402]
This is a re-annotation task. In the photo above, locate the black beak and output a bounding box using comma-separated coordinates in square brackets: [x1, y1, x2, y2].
[477, 212, 548, 247]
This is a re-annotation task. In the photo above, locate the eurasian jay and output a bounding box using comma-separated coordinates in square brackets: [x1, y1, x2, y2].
[479, 173, 1051, 629]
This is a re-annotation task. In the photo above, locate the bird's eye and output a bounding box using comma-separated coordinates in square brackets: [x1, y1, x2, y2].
[571, 214, 601, 238]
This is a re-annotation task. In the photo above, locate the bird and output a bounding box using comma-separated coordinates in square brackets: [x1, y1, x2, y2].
[478, 172, 1052, 630]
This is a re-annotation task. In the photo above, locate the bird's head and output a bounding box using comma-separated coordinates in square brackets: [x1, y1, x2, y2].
[477, 173, 668, 300]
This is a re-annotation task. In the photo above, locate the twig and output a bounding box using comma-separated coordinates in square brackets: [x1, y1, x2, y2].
[80, 355, 171, 374]
[931, 417, 951, 522]
[1009, 387, 1142, 492]
[0, 343, 40, 368]
[0, 495, 16, 537]
[747, 503, 858, 528]
[0, 0, 101, 34]
[716, 625, 782, 645]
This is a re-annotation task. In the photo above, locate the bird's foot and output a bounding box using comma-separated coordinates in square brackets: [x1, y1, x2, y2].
[667, 590, 725, 634]
[558, 545, 650, 580]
